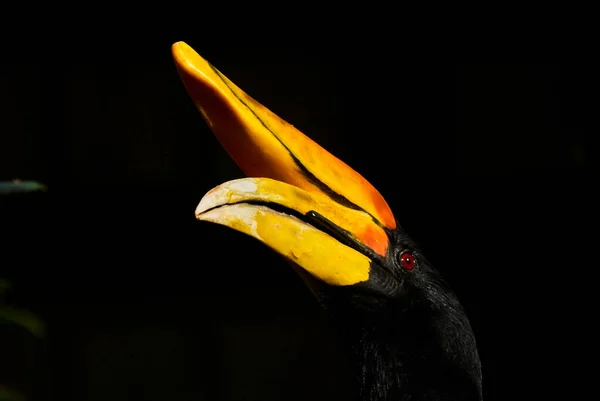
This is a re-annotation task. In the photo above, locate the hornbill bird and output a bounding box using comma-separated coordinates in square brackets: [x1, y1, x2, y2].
[171, 42, 483, 401]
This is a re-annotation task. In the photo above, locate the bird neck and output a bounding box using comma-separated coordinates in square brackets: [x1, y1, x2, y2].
[329, 300, 483, 401]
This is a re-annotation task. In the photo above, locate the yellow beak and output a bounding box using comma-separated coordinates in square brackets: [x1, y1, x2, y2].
[172, 42, 396, 286]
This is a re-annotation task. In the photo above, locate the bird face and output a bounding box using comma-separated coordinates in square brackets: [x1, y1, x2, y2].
[172, 42, 436, 305]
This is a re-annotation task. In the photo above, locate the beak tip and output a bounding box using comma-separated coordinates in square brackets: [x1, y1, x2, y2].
[195, 198, 212, 218]
[171, 41, 188, 54]
[171, 41, 199, 73]
[195, 178, 262, 221]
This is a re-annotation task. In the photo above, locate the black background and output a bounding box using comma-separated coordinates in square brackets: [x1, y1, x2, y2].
[1, 34, 595, 401]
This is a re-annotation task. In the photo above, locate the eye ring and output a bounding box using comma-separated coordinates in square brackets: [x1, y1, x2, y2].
[398, 251, 416, 271]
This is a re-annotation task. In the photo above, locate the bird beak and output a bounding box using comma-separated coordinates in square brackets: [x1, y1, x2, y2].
[172, 42, 396, 287]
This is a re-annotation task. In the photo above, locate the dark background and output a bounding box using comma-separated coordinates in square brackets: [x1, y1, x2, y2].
[1, 38, 595, 401]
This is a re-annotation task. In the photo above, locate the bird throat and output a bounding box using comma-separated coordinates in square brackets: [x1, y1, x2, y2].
[322, 295, 483, 401]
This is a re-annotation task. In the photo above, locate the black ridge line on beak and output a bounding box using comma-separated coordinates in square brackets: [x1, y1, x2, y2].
[304, 211, 384, 263]
[206, 63, 387, 231]
[305, 211, 400, 284]
[197, 199, 383, 263]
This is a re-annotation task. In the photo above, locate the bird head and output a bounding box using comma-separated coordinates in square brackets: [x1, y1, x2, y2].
[171, 41, 482, 400]
[172, 41, 415, 301]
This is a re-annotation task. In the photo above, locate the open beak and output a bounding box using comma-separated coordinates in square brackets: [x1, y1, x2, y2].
[172, 42, 396, 287]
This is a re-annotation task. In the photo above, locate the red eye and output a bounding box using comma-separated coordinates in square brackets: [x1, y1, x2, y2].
[399, 252, 416, 271]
